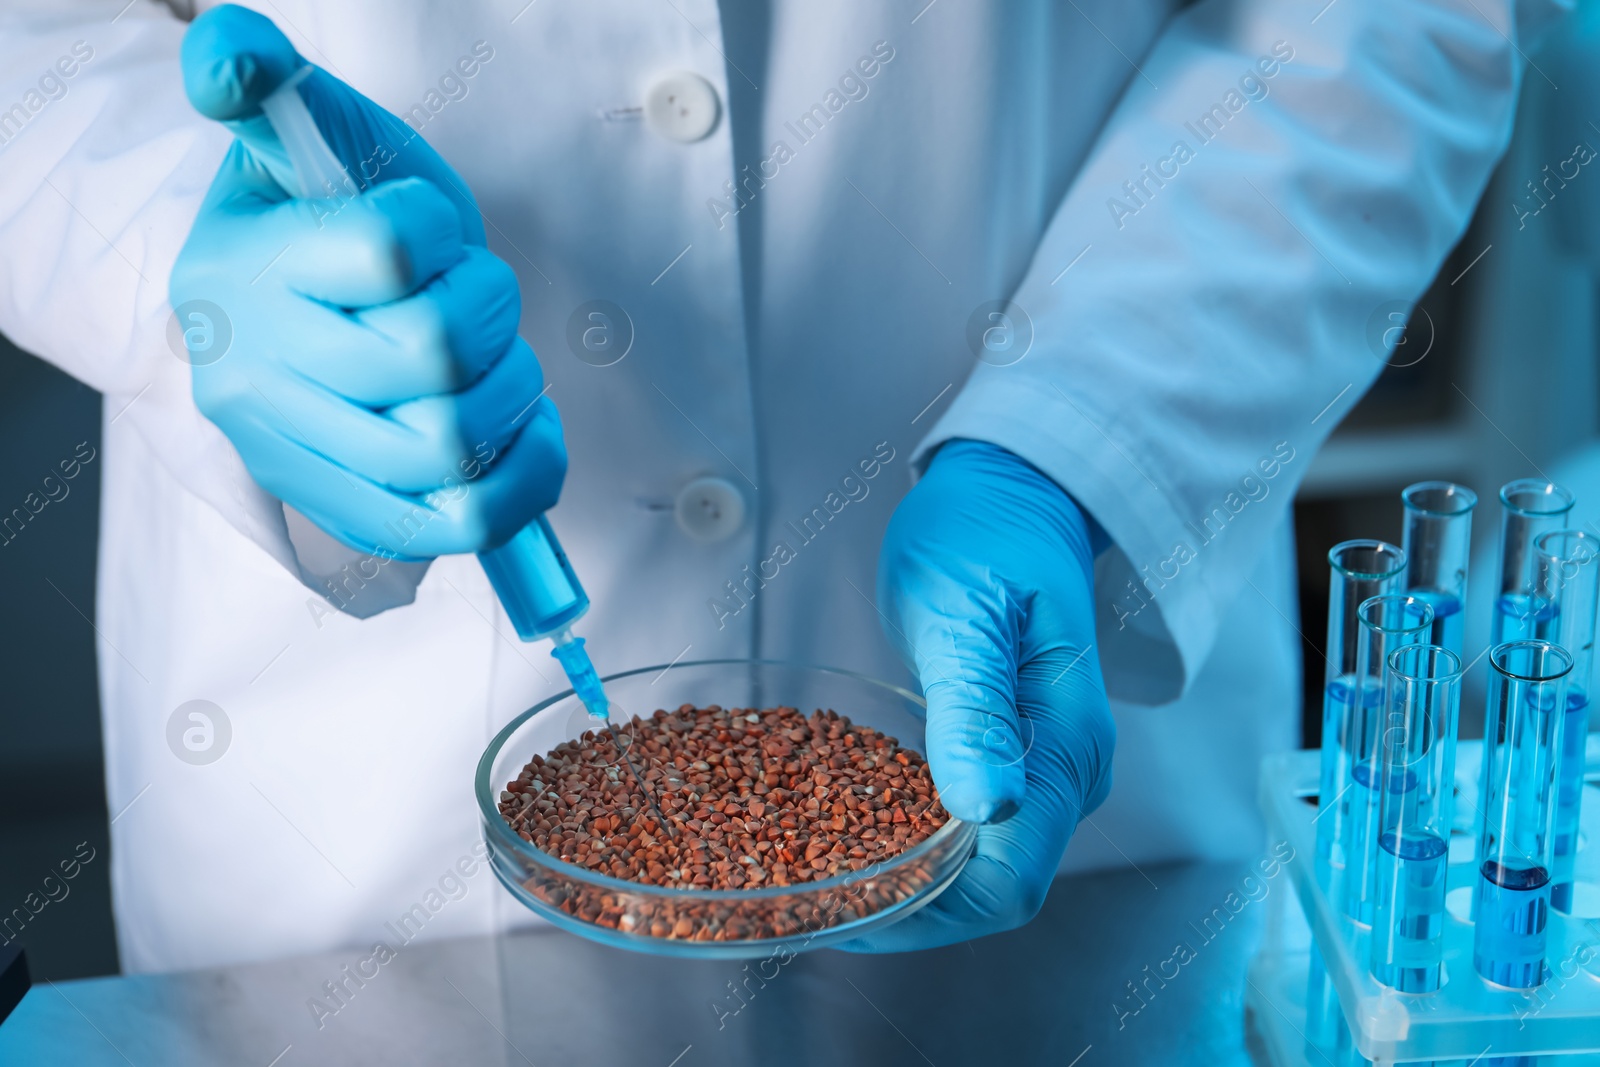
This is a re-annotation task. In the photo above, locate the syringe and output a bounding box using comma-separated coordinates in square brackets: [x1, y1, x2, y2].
[257, 70, 625, 736]
[474, 517, 609, 722]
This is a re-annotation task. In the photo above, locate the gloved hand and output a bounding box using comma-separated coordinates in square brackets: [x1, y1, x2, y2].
[170, 5, 563, 560]
[840, 439, 1115, 951]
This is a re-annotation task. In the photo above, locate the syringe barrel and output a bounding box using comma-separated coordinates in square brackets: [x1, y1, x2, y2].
[1400, 481, 1476, 659]
[1473, 640, 1572, 987]
[1534, 529, 1600, 910]
[478, 516, 590, 641]
[1370, 644, 1460, 992]
[259, 67, 359, 202]
[1318, 541, 1407, 872]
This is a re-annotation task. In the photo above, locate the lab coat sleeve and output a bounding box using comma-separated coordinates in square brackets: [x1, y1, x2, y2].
[916, 0, 1574, 705]
[0, 0, 429, 616]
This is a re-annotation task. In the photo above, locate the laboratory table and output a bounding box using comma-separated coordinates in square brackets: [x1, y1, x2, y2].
[0, 860, 1276, 1067]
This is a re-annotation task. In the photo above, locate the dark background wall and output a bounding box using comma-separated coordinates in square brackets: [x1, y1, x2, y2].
[0, 335, 116, 980]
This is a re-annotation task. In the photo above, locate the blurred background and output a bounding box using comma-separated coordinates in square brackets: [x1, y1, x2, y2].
[4, 21, 1599, 985]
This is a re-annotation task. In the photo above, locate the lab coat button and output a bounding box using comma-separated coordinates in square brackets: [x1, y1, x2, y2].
[645, 72, 720, 143]
[675, 476, 745, 542]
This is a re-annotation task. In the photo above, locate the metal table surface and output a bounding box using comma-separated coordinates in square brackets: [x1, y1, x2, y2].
[0, 861, 1273, 1067]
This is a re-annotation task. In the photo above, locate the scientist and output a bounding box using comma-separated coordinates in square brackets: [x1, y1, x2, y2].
[0, 0, 1568, 972]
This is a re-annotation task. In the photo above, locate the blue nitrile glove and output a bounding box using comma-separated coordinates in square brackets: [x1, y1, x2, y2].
[840, 439, 1115, 951]
[170, 5, 564, 560]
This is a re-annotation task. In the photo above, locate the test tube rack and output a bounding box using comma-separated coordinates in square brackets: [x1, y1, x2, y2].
[1247, 738, 1600, 1066]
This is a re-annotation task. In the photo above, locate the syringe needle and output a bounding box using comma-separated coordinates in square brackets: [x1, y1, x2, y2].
[549, 629, 677, 839]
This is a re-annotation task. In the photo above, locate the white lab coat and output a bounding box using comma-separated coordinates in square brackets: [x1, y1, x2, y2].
[0, 0, 1567, 974]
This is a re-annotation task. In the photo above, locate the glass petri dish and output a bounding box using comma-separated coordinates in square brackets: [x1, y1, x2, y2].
[476, 658, 977, 958]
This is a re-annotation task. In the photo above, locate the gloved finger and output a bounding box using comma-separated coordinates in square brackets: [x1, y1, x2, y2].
[180, 172, 465, 324]
[295, 246, 521, 406]
[219, 336, 541, 495]
[834, 851, 1047, 953]
[293, 400, 567, 558]
[260, 243, 516, 409]
[182, 5, 301, 122]
[385, 338, 547, 478]
[921, 669, 1029, 826]
[840, 633, 1114, 952]
[1015, 602, 1116, 818]
[181, 5, 318, 200]
[405, 399, 568, 555]
[236, 399, 565, 560]
[182, 6, 485, 242]
[835, 680, 1108, 953]
[833, 721, 1081, 953]
[271, 177, 465, 307]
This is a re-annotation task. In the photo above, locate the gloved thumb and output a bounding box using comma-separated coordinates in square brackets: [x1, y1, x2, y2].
[180, 4, 301, 125]
[180, 4, 483, 243]
[919, 641, 1031, 826]
[878, 536, 1031, 825]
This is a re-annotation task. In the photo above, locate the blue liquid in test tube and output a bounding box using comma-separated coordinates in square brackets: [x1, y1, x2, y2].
[1534, 529, 1599, 913]
[1318, 542, 1407, 876]
[1408, 591, 1463, 661]
[1474, 640, 1572, 988]
[1370, 645, 1461, 993]
[1374, 834, 1448, 976]
[1495, 593, 1560, 645]
[1343, 595, 1432, 926]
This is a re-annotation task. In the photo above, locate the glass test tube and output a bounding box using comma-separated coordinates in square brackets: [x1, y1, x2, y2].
[1302, 946, 1339, 1061]
[1474, 640, 1573, 988]
[1370, 645, 1461, 992]
[1343, 594, 1434, 925]
[1534, 529, 1599, 914]
[1475, 481, 1571, 923]
[1318, 541, 1407, 874]
[1400, 481, 1476, 659]
[1491, 480, 1574, 646]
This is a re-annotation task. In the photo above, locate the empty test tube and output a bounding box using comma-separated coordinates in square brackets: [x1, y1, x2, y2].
[1343, 594, 1433, 925]
[1491, 480, 1574, 646]
[1400, 481, 1476, 660]
[1534, 529, 1599, 914]
[1318, 541, 1407, 874]
[1370, 645, 1461, 993]
[1474, 640, 1573, 988]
